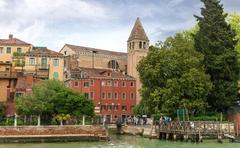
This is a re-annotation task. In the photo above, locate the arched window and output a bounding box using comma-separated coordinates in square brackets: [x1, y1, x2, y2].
[132, 42, 134, 49]
[108, 60, 119, 69]
[129, 42, 131, 49]
[139, 41, 142, 49]
[143, 42, 146, 49]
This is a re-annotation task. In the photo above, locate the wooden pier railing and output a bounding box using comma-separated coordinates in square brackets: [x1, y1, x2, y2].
[158, 121, 235, 142]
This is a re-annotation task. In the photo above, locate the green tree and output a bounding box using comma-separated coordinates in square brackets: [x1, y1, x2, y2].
[16, 80, 94, 125]
[138, 33, 212, 115]
[227, 13, 240, 62]
[194, 0, 239, 111]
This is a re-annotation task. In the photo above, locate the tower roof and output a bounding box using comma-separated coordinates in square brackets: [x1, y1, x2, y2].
[128, 17, 149, 42]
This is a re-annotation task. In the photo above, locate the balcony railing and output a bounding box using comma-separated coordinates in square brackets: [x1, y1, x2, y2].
[0, 71, 18, 78]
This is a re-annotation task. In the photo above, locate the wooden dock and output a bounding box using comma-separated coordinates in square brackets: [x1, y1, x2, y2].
[158, 121, 235, 142]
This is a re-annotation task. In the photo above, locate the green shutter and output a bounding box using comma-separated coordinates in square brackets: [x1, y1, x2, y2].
[53, 72, 59, 79]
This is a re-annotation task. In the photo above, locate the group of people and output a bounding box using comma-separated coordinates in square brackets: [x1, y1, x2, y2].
[122, 116, 151, 125]
[159, 116, 172, 128]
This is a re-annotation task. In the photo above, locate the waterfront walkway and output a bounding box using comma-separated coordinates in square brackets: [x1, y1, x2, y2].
[0, 125, 108, 142]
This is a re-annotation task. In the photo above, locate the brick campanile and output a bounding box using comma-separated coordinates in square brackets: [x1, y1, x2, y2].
[127, 17, 149, 104]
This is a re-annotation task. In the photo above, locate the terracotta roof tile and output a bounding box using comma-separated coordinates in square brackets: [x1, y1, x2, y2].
[26, 47, 63, 57]
[71, 67, 135, 80]
[128, 17, 149, 41]
[0, 38, 31, 46]
[65, 44, 127, 57]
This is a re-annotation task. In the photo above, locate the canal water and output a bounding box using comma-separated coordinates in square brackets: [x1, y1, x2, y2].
[0, 134, 238, 148]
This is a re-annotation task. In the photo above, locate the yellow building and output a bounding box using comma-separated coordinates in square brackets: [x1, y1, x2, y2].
[0, 34, 32, 70]
[0, 34, 32, 102]
[24, 47, 64, 81]
[0, 35, 64, 103]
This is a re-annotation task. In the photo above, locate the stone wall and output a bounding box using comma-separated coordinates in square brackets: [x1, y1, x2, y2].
[0, 125, 108, 142]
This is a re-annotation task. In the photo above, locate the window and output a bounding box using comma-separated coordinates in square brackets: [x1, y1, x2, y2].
[16, 92, 23, 97]
[122, 105, 127, 111]
[90, 92, 94, 99]
[114, 93, 118, 99]
[101, 81, 105, 86]
[108, 92, 111, 99]
[122, 81, 126, 87]
[114, 105, 118, 110]
[53, 59, 59, 66]
[130, 93, 134, 99]
[0, 47, 3, 54]
[107, 80, 112, 86]
[108, 60, 119, 69]
[29, 58, 35, 65]
[102, 92, 105, 99]
[101, 105, 106, 110]
[83, 82, 89, 88]
[64, 51, 67, 55]
[53, 72, 59, 79]
[41, 58, 48, 69]
[132, 42, 134, 49]
[90, 79, 94, 86]
[130, 81, 134, 87]
[17, 48, 22, 53]
[74, 81, 79, 87]
[107, 105, 112, 110]
[114, 81, 118, 87]
[139, 41, 142, 48]
[84, 93, 89, 98]
[143, 42, 146, 49]
[6, 47, 11, 54]
[122, 93, 126, 99]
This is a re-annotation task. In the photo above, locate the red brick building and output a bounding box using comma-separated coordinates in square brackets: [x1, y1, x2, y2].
[68, 67, 136, 123]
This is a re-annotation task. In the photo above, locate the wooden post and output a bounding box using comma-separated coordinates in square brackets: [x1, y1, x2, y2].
[177, 110, 180, 121]
[183, 109, 185, 122]
[184, 134, 188, 142]
[14, 114, 17, 127]
[82, 115, 85, 126]
[37, 115, 41, 126]
[237, 123, 239, 137]
[173, 134, 177, 140]
[166, 133, 169, 140]
[198, 131, 202, 142]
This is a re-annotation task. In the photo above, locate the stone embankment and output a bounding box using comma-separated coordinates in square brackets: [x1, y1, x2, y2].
[0, 125, 108, 142]
[121, 125, 158, 138]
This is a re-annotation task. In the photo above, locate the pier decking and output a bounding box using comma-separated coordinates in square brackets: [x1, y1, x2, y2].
[121, 121, 236, 142]
[159, 121, 235, 142]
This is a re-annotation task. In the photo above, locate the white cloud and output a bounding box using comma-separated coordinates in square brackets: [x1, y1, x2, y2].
[0, 0, 239, 52]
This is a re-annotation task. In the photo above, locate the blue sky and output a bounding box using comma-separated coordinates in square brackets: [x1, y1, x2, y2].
[0, 0, 239, 52]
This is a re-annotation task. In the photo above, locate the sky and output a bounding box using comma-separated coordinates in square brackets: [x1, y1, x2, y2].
[0, 0, 239, 53]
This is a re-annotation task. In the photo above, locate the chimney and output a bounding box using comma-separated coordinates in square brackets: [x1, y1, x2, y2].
[9, 34, 13, 39]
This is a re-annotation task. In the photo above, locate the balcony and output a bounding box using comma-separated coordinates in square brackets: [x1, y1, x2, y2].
[12, 52, 25, 59]
[24, 69, 49, 79]
[0, 71, 18, 79]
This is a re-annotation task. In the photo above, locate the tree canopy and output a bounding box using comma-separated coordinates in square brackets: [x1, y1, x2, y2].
[16, 80, 94, 123]
[136, 33, 212, 115]
[194, 0, 239, 111]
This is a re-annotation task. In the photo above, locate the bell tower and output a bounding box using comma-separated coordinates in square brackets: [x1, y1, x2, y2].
[127, 17, 149, 104]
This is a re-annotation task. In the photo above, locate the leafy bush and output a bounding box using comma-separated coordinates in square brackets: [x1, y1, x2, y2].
[13, 52, 25, 57]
